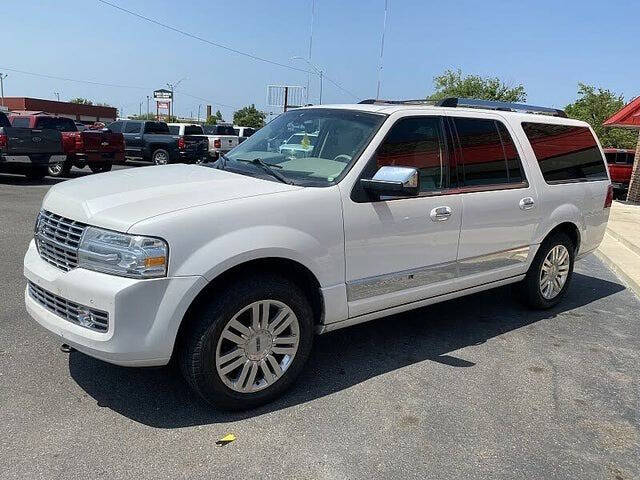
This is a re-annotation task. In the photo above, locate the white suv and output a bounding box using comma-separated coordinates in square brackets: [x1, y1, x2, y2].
[24, 98, 612, 409]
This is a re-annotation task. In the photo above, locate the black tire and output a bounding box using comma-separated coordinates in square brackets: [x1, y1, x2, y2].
[519, 232, 575, 309]
[89, 163, 113, 173]
[48, 161, 72, 177]
[152, 149, 170, 165]
[26, 165, 47, 180]
[179, 273, 314, 410]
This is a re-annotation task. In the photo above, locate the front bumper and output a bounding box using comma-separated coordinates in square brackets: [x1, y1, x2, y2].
[23, 240, 207, 367]
[1, 154, 67, 165]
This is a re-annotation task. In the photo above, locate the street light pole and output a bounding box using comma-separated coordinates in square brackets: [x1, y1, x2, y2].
[146, 95, 150, 117]
[197, 104, 202, 122]
[166, 77, 187, 119]
[291, 57, 323, 105]
[0, 73, 6, 107]
[53, 91, 60, 102]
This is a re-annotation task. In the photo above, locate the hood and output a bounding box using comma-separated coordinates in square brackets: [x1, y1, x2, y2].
[42, 164, 300, 231]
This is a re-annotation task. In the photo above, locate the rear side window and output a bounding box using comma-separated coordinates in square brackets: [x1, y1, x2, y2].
[184, 125, 203, 135]
[168, 125, 180, 135]
[0, 113, 10, 128]
[376, 116, 448, 193]
[125, 122, 142, 134]
[522, 123, 608, 183]
[108, 121, 122, 133]
[453, 118, 525, 187]
[144, 122, 169, 134]
[10, 116, 30, 128]
[216, 125, 237, 136]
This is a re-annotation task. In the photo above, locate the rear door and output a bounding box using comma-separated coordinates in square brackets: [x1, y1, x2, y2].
[122, 121, 143, 156]
[342, 114, 463, 317]
[447, 113, 540, 287]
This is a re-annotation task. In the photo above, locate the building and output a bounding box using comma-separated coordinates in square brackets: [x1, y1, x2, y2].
[604, 96, 640, 203]
[2, 97, 117, 124]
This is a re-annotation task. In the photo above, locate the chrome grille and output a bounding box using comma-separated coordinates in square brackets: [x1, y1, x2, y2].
[35, 210, 86, 271]
[28, 281, 109, 332]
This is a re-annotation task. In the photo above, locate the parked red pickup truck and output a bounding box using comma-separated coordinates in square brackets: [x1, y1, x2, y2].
[604, 148, 636, 198]
[9, 115, 125, 177]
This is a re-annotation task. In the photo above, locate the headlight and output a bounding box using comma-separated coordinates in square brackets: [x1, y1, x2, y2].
[78, 227, 168, 278]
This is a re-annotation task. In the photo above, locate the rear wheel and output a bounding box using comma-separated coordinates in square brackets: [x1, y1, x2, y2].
[48, 161, 72, 177]
[179, 274, 314, 410]
[152, 149, 170, 165]
[519, 232, 575, 309]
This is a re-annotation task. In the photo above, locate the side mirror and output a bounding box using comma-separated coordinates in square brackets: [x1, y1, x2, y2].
[360, 166, 420, 197]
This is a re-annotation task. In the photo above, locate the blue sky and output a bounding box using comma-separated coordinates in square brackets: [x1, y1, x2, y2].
[2, 0, 638, 120]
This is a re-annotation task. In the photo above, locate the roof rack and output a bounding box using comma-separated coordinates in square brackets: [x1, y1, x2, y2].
[436, 97, 567, 117]
[358, 97, 567, 118]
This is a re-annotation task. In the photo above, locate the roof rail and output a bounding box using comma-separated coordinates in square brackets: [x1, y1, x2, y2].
[358, 98, 437, 106]
[436, 97, 567, 118]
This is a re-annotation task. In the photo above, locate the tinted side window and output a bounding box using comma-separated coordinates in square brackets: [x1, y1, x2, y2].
[10, 116, 30, 128]
[168, 125, 180, 135]
[245, 128, 256, 137]
[496, 122, 524, 183]
[108, 121, 122, 133]
[144, 122, 169, 134]
[376, 116, 447, 192]
[124, 122, 142, 134]
[35, 117, 77, 132]
[454, 118, 509, 186]
[184, 125, 203, 135]
[0, 113, 10, 129]
[522, 123, 608, 183]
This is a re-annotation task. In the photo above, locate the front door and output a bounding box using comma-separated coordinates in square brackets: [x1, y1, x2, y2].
[122, 121, 143, 157]
[342, 115, 463, 317]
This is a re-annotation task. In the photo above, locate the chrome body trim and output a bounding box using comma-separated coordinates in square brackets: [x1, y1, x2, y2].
[346, 246, 531, 301]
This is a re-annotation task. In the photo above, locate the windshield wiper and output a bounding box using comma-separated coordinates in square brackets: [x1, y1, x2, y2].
[234, 157, 292, 185]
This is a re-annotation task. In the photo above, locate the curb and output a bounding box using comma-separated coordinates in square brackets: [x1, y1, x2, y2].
[606, 227, 640, 258]
[595, 248, 640, 300]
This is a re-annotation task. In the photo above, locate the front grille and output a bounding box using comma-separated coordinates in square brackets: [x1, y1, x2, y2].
[35, 210, 86, 271]
[28, 281, 109, 332]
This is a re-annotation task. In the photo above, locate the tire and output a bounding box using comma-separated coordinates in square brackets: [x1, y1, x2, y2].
[89, 163, 113, 173]
[48, 161, 72, 177]
[26, 165, 47, 180]
[519, 232, 575, 309]
[179, 273, 314, 410]
[152, 149, 170, 165]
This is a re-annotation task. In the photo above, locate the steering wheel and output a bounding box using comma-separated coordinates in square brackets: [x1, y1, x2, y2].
[333, 154, 352, 162]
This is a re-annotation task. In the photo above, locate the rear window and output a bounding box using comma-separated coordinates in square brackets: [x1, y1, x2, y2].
[204, 125, 236, 136]
[108, 121, 122, 133]
[144, 122, 170, 134]
[606, 151, 635, 165]
[522, 123, 608, 183]
[10, 116, 30, 128]
[34, 117, 77, 132]
[184, 125, 203, 135]
[0, 112, 10, 129]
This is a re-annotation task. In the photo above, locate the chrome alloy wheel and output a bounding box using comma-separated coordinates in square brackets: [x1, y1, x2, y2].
[539, 245, 570, 299]
[153, 151, 168, 164]
[215, 300, 300, 393]
[48, 163, 63, 176]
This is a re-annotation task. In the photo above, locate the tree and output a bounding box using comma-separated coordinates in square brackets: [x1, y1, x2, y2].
[564, 83, 637, 149]
[428, 69, 526, 102]
[215, 110, 223, 121]
[205, 115, 218, 125]
[128, 113, 157, 120]
[233, 104, 266, 129]
[69, 97, 94, 105]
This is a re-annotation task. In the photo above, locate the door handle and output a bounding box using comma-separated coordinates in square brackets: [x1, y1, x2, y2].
[519, 197, 535, 210]
[430, 206, 452, 222]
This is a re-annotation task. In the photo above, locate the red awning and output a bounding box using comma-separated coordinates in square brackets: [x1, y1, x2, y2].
[603, 96, 640, 129]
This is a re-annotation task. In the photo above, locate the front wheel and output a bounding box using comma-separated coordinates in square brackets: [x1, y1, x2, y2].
[152, 149, 170, 165]
[179, 274, 314, 410]
[48, 161, 72, 177]
[519, 232, 575, 309]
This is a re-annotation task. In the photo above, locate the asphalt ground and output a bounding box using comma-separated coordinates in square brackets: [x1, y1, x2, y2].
[1, 164, 638, 479]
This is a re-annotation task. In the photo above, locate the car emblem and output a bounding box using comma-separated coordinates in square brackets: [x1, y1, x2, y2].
[101, 141, 109, 146]
[32, 137, 41, 142]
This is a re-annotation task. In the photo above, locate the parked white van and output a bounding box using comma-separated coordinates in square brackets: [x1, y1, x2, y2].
[24, 98, 612, 409]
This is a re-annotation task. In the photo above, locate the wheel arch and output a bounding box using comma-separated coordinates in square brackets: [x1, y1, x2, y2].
[542, 221, 581, 254]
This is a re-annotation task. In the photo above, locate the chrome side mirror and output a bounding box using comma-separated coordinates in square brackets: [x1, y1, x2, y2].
[360, 166, 420, 197]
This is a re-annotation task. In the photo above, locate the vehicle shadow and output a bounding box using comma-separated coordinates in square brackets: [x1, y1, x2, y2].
[0, 169, 96, 186]
[68, 272, 625, 428]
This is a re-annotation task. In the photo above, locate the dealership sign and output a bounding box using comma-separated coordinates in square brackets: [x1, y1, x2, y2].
[153, 89, 173, 101]
[157, 101, 170, 109]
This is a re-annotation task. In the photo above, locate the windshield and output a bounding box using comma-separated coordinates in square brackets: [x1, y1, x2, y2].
[218, 108, 386, 186]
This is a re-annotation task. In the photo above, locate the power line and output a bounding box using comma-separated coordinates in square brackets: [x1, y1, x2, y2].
[96, 0, 360, 100]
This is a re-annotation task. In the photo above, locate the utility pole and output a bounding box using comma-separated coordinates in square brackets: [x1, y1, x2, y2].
[197, 104, 202, 122]
[319, 71, 323, 104]
[283, 86, 289, 112]
[166, 77, 187, 119]
[376, 0, 389, 100]
[54, 91, 60, 102]
[139, 102, 142, 116]
[146, 95, 150, 117]
[306, 0, 315, 105]
[0, 73, 7, 107]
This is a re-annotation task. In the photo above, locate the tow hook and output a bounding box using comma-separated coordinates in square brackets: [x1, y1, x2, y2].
[60, 344, 76, 353]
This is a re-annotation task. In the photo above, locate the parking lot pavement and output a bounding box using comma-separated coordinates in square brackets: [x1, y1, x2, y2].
[1, 168, 639, 480]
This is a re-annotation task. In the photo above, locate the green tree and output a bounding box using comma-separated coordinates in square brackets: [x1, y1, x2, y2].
[128, 113, 157, 120]
[205, 115, 218, 125]
[564, 83, 637, 148]
[233, 104, 266, 129]
[69, 97, 94, 105]
[428, 69, 526, 102]
[215, 110, 223, 121]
